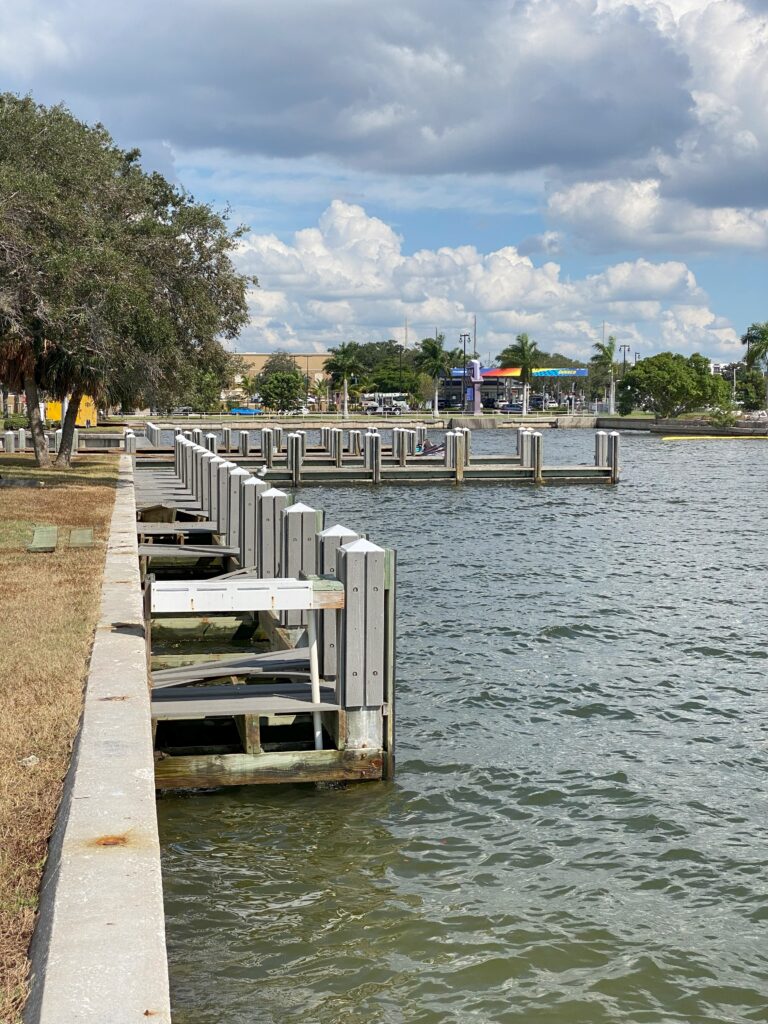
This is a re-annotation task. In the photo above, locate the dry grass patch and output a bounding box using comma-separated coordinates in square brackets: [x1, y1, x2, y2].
[0, 454, 118, 1023]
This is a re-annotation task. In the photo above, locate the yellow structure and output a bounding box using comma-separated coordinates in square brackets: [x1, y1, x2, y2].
[46, 395, 98, 427]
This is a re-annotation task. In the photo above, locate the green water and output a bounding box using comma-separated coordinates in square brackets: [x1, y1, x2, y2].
[158, 431, 768, 1023]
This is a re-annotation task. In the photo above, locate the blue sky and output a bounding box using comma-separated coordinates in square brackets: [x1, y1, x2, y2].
[2, 0, 766, 360]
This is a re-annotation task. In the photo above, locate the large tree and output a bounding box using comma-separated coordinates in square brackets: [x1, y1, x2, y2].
[497, 333, 540, 384]
[414, 335, 452, 417]
[617, 352, 730, 418]
[589, 335, 617, 400]
[742, 322, 768, 407]
[324, 342, 364, 418]
[0, 94, 253, 466]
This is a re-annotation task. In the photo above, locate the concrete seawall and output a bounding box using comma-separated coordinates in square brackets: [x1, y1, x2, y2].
[25, 456, 170, 1023]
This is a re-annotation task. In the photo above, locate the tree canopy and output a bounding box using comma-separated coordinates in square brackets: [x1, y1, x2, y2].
[617, 352, 730, 418]
[0, 93, 254, 464]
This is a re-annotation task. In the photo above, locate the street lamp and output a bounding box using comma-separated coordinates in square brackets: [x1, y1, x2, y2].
[619, 344, 630, 376]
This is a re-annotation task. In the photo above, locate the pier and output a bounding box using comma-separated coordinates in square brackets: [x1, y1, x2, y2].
[136, 422, 621, 487]
[136, 434, 396, 789]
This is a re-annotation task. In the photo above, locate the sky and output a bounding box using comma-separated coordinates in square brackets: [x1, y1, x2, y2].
[1, 0, 766, 362]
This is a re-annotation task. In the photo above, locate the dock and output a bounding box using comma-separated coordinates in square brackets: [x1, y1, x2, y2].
[136, 436, 396, 790]
[136, 423, 621, 487]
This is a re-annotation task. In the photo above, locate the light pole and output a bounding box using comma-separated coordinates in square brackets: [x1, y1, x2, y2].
[619, 344, 630, 377]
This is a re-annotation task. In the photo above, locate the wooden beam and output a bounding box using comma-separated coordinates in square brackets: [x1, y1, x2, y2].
[154, 748, 384, 788]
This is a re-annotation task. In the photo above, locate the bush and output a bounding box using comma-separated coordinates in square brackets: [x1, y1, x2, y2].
[3, 414, 27, 430]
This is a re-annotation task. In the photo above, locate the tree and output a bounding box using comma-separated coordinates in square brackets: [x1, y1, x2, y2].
[324, 342, 364, 418]
[617, 352, 729, 418]
[261, 350, 299, 377]
[414, 335, 452, 417]
[589, 335, 617, 400]
[0, 94, 253, 466]
[742, 322, 768, 407]
[736, 367, 766, 411]
[497, 333, 540, 384]
[258, 370, 304, 412]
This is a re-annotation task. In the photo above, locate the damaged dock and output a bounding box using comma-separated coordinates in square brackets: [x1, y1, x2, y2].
[136, 440, 396, 790]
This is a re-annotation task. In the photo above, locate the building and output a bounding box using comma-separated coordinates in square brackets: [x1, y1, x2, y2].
[237, 352, 330, 384]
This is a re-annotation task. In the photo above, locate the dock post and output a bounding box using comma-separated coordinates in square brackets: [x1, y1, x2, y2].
[174, 426, 183, 437]
[200, 450, 215, 514]
[532, 431, 543, 483]
[226, 466, 251, 548]
[205, 432, 217, 453]
[398, 430, 408, 467]
[406, 430, 416, 456]
[444, 431, 456, 468]
[261, 427, 274, 468]
[520, 429, 533, 472]
[238, 430, 250, 456]
[415, 424, 427, 447]
[316, 525, 360, 680]
[321, 426, 331, 451]
[192, 428, 204, 446]
[297, 429, 307, 459]
[216, 460, 237, 535]
[349, 429, 362, 456]
[330, 427, 344, 467]
[608, 431, 620, 483]
[461, 427, 472, 464]
[183, 440, 194, 492]
[239, 477, 269, 568]
[455, 432, 465, 482]
[336, 538, 386, 752]
[258, 487, 290, 578]
[287, 432, 303, 488]
[192, 445, 206, 504]
[594, 430, 608, 466]
[207, 455, 225, 526]
[124, 431, 136, 456]
[174, 436, 186, 480]
[281, 501, 324, 626]
[364, 431, 381, 483]
[4, 430, 16, 454]
[222, 426, 232, 452]
[273, 425, 284, 452]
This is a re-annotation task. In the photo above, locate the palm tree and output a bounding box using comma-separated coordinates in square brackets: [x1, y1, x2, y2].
[590, 334, 617, 401]
[497, 333, 540, 384]
[415, 334, 452, 418]
[743, 322, 768, 408]
[324, 342, 363, 418]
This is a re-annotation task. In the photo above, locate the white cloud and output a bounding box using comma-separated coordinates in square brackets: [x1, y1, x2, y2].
[236, 200, 740, 359]
[548, 179, 768, 250]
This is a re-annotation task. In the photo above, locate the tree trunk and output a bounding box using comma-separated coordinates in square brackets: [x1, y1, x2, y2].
[55, 387, 83, 467]
[1, 385, 8, 419]
[23, 373, 51, 468]
[342, 377, 349, 419]
[433, 382, 439, 418]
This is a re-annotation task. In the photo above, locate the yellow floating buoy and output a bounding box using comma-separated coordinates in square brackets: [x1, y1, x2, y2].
[661, 434, 768, 441]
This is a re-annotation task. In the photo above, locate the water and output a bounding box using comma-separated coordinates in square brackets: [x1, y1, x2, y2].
[158, 430, 768, 1023]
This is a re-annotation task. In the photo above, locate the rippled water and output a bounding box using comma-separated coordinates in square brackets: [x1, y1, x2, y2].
[158, 430, 768, 1024]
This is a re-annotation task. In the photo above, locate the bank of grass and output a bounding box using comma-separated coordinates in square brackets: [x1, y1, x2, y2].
[0, 454, 118, 1023]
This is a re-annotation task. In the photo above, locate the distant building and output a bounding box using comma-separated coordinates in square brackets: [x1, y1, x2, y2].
[237, 352, 330, 384]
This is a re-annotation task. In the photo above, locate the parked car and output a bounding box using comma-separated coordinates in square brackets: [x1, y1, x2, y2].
[499, 402, 524, 414]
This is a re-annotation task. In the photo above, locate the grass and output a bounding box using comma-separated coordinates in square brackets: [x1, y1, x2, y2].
[0, 454, 118, 1023]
